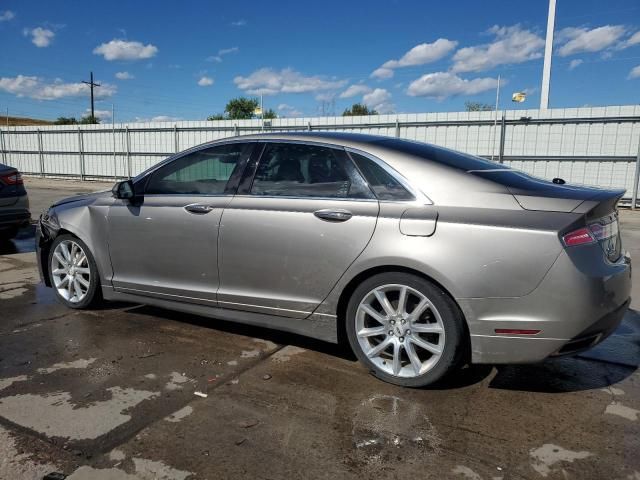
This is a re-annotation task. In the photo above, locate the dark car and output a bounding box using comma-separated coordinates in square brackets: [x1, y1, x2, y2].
[0, 163, 30, 240]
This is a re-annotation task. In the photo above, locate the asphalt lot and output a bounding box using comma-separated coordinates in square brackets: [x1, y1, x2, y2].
[0, 177, 639, 479]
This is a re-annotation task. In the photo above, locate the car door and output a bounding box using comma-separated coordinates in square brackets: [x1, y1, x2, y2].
[107, 142, 254, 305]
[217, 141, 379, 318]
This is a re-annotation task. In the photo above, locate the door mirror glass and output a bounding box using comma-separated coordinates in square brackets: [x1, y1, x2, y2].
[112, 180, 135, 200]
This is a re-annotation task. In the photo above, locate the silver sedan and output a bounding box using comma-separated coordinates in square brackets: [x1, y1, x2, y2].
[36, 133, 631, 387]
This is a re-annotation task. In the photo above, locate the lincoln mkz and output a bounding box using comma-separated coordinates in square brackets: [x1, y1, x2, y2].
[36, 133, 631, 387]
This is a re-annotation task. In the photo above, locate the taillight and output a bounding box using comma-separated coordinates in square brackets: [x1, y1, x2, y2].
[0, 172, 23, 185]
[562, 227, 595, 247]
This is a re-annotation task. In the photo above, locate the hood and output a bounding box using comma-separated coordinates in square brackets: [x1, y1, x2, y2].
[52, 190, 112, 208]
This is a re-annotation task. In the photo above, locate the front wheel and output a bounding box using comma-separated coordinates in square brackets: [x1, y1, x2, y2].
[346, 272, 467, 387]
[48, 234, 101, 309]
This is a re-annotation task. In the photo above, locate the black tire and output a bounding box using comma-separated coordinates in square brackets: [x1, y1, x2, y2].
[48, 234, 102, 309]
[345, 272, 467, 388]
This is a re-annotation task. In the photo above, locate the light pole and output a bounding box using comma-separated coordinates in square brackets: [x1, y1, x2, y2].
[540, 0, 556, 110]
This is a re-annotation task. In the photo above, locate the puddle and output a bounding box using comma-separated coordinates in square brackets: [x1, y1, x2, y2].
[164, 405, 193, 423]
[351, 394, 441, 467]
[0, 386, 159, 440]
[37, 358, 98, 374]
[529, 444, 592, 477]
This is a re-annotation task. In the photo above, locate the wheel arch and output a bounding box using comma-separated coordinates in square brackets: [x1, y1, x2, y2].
[335, 265, 471, 362]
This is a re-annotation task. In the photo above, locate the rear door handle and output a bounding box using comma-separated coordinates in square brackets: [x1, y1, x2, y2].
[184, 203, 214, 214]
[313, 209, 353, 222]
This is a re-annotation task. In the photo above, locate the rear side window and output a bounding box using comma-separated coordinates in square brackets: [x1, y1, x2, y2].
[349, 152, 414, 201]
[146, 143, 250, 195]
[250, 143, 373, 199]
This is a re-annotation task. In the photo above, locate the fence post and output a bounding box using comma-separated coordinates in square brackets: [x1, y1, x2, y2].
[37, 129, 45, 177]
[307, 121, 312, 132]
[234, 124, 239, 136]
[395, 118, 400, 138]
[113, 122, 117, 180]
[0, 129, 6, 165]
[174, 124, 179, 153]
[125, 126, 132, 179]
[498, 113, 507, 164]
[632, 137, 640, 210]
[78, 128, 85, 180]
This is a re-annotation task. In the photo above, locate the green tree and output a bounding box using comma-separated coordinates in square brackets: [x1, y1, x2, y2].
[207, 113, 226, 121]
[79, 115, 100, 124]
[54, 116, 78, 125]
[225, 97, 259, 120]
[262, 108, 277, 119]
[464, 101, 494, 112]
[342, 103, 378, 116]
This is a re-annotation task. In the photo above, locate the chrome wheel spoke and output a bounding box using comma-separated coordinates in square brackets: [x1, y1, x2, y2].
[75, 267, 90, 275]
[411, 323, 443, 334]
[392, 342, 402, 375]
[374, 290, 395, 317]
[405, 341, 422, 375]
[366, 337, 392, 358]
[397, 286, 408, 315]
[410, 335, 442, 355]
[357, 326, 386, 338]
[76, 275, 90, 288]
[361, 304, 386, 325]
[53, 252, 69, 267]
[52, 268, 67, 276]
[408, 298, 429, 322]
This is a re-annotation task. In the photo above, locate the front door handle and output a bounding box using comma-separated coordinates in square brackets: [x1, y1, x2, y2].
[184, 203, 214, 214]
[313, 209, 353, 222]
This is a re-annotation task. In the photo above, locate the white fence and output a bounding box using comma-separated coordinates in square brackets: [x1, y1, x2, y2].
[1, 105, 640, 201]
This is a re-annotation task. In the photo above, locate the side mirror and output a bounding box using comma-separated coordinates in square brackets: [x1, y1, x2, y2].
[112, 180, 136, 200]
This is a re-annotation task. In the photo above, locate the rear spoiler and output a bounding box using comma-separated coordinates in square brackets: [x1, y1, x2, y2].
[572, 189, 626, 217]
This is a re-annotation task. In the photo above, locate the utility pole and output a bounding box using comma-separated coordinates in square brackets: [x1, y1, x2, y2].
[540, 0, 556, 110]
[490, 74, 501, 161]
[82, 72, 100, 120]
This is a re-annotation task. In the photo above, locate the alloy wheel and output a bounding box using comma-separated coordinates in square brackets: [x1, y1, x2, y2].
[355, 284, 446, 378]
[51, 239, 91, 304]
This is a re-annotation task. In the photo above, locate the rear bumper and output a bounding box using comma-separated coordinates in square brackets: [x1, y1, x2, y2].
[460, 248, 632, 364]
[0, 209, 31, 229]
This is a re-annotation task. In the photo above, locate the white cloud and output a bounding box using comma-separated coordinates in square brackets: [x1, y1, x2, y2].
[407, 72, 499, 100]
[231, 19, 247, 27]
[621, 31, 640, 48]
[93, 39, 158, 61]
[0, 10, 15, 22]
[234, 68, 346, 95]
[628, 65, 640, 79]
[370, 67, 394, 80]
[315, 92, 336, 102]
[0, 75, 117, 100]
[134, 115, 182, 123]
[198, 76, 214, 86]
[206, 46, 239, 63]
[277, 103, 303, 117]
[339, 84, 372, 98]
[362, 88, 394, 113]
[452, 25, 544, 73]
[556, 25, 626, 56]
[568, 59, 583, 70]
[373, 38, 457, 80]
[87, 108, 112, 120]
[24, 27, 55, 47]
[115, 71, 134, 80]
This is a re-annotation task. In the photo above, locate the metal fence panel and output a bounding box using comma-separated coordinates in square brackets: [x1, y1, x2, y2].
[1, 105, 639, 200]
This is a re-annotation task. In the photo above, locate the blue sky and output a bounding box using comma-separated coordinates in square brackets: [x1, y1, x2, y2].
[1, 0, 640, 122]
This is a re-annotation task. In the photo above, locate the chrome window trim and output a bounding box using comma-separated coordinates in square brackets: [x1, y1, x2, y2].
[231, 194, 379, 203]
[345, 146, 433, 205]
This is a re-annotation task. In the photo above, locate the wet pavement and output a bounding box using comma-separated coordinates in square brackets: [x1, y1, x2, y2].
[0, 179, 639, 479]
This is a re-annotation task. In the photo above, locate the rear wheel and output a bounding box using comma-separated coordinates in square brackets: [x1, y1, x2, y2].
[346, 272, 466, 387]
[48, 234, 101, 309]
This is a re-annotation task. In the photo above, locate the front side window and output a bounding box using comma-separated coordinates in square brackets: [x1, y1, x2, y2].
[250, 143, 373, 199]
[146, 143, 250, 195]
[349, 152, 414, 201]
